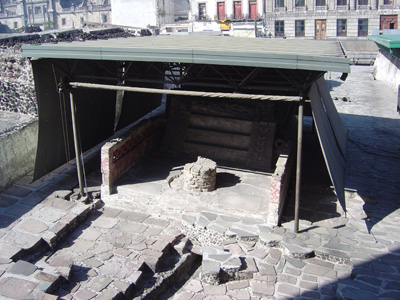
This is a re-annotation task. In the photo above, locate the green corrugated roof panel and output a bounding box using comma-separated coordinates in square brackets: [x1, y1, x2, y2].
[368, 34, 400, 49]
[22, 35, 350, 73]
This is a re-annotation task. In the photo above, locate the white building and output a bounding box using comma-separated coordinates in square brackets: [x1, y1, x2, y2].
[111, 0, 178, 29]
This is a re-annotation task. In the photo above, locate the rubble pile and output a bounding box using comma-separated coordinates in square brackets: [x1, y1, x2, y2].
[0, 28, 137, 116]
[0, 48, 36, 115]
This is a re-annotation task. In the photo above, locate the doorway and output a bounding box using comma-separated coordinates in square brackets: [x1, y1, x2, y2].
[217, 2, 225, 20]
[249, 1, 257, 19]
[315, 19, 327, 40]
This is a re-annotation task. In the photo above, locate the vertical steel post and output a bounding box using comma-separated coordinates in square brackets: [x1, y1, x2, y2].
[294, 98, 304, 233]
[69, 90, 85, 197]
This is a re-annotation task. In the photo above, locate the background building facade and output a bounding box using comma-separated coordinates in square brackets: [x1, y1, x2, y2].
[189, 0, 399, 38]
[1, 0, 399, 38]
[0, 0, 111, 32]
[265, 0, 400, 39]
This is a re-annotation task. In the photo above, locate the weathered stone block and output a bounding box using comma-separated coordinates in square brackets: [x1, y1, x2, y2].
[9, 260, 37, 276]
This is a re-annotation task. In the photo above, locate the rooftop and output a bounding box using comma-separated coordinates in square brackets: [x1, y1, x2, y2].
[22, 36, 350, 73]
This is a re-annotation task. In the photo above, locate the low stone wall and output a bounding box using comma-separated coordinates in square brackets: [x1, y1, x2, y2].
[0, 119, 38, 190]
[373, 49, 400, 92]
[101, 118, 162, 195]
[268, 146, 294, 225]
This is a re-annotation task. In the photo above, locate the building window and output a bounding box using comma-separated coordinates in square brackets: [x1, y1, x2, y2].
[13, 22, 18, 28]
[275, 20, 285, 36]
[358, 18, 368, 36]
[275, 0, 285, 8]
[295, 0, 305, 6]
[62, 18, 66, 26]
[295, 20, 305, 36]
[384, 0, 393, 4]
[198, 3, 206, 20]
[34, 6, 41, 15]
[217, 2, 225, 20]
[43, 6, 47, 14]
[316, 0, 326, 5]
[358, 0, 368, 4]
[80, 17, 84, 25]
[102, 14, 108, 23]
[249, 1, 257, 19]
[337, 0, 347, 5]
[234, 1, 242, 19]
[337, 19, 347, 36]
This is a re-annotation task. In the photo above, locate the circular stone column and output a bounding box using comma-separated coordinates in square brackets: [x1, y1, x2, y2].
[183, 157, 217, 192]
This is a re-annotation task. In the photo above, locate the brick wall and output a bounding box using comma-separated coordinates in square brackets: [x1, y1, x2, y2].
[101, 118, 162, 195]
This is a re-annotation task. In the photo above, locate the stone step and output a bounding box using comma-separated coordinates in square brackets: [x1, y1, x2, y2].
[0, 196, 98, 264]
[137, 252, 200, 300]
[200, 246, 258, 285]
[0, 259, 64, 299]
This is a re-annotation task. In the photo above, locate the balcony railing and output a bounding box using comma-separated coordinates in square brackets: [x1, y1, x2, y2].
[336, 4, 349, 9]
[0, 10, 17, 17]
[195, 12, 262, 22]
[295, 6, 307, 11]
[61, 4, 110, 13]
[274, 6, 286, 12]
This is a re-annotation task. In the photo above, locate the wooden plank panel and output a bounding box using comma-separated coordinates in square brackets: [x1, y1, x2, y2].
[189, 114, 253, 134]
[184, 142, 247, 164]
[186, 128, 250, 149]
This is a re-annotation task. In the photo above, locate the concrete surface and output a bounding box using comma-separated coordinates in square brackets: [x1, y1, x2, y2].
[373, 49, 400, 92]
[0, 112, 38, 190]
[340, 40, 378, 65]
[0, 111, 35, 135]
[0, 65, 399, 300]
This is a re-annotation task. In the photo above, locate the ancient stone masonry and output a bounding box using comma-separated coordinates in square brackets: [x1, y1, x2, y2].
[0, 29, 137, 117]
[183, 156, 217, 192]
[0, 45, 37, 115]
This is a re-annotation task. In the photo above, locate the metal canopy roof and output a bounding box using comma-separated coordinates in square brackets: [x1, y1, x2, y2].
[23, 35, 349, 231]
[22, 35, 350, 73]
[368, 34, 400, 49]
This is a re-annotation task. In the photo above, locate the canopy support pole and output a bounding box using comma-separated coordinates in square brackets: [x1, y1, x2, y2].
[69, 89, 86, 198]
[294, 98, 304, 233]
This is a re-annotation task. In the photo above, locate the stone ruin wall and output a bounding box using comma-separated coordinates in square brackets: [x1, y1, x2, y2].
[0, 29, 137, 117]
[0, 44, 37, 116]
